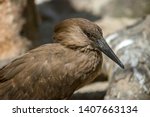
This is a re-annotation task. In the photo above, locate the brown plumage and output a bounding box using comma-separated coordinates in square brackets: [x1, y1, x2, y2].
[0, 18, 124, 99]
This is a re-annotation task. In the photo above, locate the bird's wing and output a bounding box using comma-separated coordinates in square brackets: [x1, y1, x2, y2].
[0, 44, 71, 99]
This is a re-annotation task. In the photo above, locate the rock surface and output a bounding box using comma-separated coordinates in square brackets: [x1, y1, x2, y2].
[105, 16, 150, 99]
[0, 0, 31, 68]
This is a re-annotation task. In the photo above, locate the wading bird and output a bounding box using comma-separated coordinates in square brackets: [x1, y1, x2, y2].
[0, 18, 124, 99]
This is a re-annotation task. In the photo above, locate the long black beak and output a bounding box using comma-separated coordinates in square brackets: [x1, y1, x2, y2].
[97, 38, 124, 69]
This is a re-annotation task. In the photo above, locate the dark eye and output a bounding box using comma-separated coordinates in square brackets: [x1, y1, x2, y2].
[85, 32, 91, 37]
[83, 30, 97, 40]
[85, 32, 94, 38]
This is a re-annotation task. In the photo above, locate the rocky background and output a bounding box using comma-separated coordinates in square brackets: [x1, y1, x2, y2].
[0, 0, 150, 99]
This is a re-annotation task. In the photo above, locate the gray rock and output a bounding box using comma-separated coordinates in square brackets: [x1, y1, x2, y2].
[105, 16, 150, 99]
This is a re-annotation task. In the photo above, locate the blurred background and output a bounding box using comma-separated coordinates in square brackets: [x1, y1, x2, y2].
[0, 0, 150, 99]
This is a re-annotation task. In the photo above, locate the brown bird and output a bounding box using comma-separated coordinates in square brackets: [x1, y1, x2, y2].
[0, 18, 124, 99]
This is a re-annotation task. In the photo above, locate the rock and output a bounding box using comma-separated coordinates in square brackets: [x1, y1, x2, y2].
[71, 82, 108, 100]
[104, 16, 150, 99]
[95, 16, 138, 37]
[102, 0, 150, 18]
[0, 0, 31, 68]
[70, 0, 110, 16]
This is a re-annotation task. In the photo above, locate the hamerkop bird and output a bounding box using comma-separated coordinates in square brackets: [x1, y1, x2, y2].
[0, 18, 124, 99]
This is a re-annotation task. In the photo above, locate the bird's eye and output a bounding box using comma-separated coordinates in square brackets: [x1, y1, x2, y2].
[83, 31, 96, 40]
[85, 32, 94, 38]
[86, 32, 91, 37]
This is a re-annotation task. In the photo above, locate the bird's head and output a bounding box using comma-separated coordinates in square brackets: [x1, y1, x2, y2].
[53, 18, 124, 69]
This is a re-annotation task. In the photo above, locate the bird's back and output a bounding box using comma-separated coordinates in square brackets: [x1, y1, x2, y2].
[0, 43, 102, 99]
